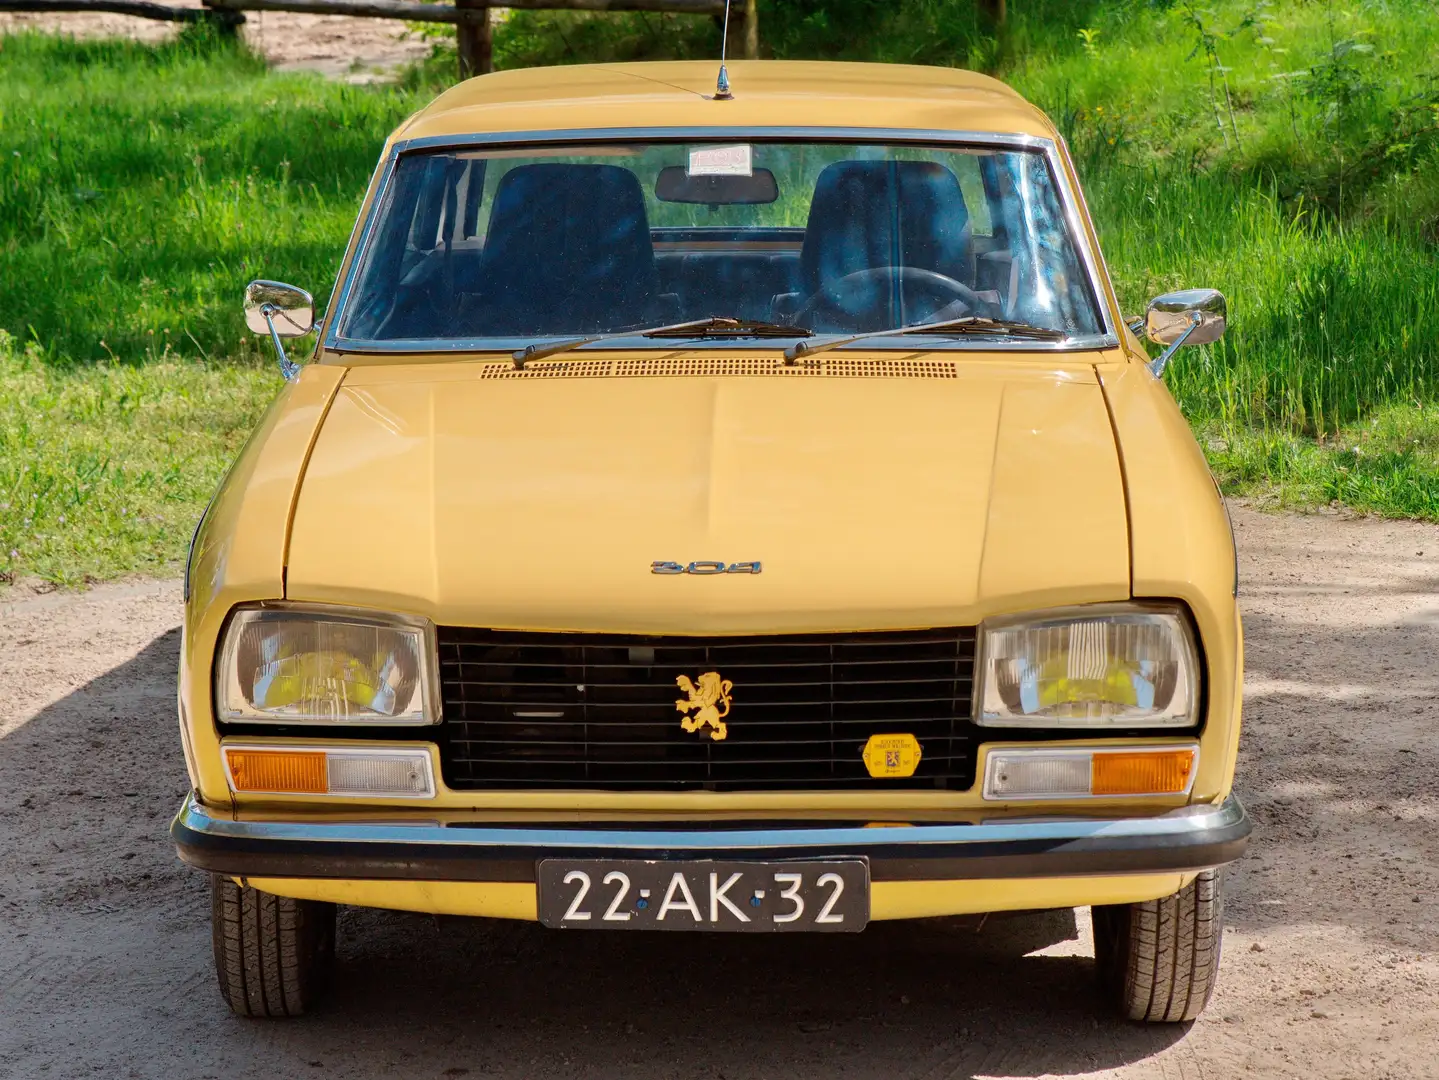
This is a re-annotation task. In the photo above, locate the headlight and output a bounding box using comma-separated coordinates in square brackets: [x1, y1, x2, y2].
[216, 605, 439, 725]
[976, 604, 1198, 728]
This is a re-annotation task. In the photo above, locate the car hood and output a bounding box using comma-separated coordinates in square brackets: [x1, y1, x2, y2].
[284, 358, 1130, 632]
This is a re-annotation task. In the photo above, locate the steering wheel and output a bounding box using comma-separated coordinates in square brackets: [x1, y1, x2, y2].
[792, 267, 995, 332]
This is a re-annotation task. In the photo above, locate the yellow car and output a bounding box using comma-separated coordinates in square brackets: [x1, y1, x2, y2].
[173, 60, 1247, 1022]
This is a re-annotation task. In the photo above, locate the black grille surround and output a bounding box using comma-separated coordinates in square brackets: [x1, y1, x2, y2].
[437, 627, 979, 792]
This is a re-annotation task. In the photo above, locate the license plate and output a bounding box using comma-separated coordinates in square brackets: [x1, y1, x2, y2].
[537, 858, 869, 932]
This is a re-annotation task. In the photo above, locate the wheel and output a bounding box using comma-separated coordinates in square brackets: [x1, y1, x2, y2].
[1091, 869, 1224, 1022]
[211, 875, 336, 1017]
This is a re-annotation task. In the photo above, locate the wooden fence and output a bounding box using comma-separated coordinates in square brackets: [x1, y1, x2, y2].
[1, 0, 239, 23]
[0, 0, 757, 75]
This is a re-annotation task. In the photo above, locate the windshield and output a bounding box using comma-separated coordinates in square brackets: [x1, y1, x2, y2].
[336, 139, 1106, 346]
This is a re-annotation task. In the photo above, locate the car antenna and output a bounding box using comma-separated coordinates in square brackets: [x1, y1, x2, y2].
[714, 0, 734, 100]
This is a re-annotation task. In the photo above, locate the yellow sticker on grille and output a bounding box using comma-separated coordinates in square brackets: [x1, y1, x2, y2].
[862, 733, 923, 778]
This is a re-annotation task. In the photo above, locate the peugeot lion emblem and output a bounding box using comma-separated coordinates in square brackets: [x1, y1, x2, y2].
[675, 672, 733, 741]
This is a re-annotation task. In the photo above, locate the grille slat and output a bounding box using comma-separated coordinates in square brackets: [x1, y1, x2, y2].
[441, 656, 972, 671]
[442, 776, 967, 789]
[442, 676, 973, 690]
[447, 713, 967, 727]
[453, 754, 971, 765]
[440, 641, 978, 658]
[446, 696, 966, 710]
[448, 740, 977, 753]
[438, 626, 978, 792]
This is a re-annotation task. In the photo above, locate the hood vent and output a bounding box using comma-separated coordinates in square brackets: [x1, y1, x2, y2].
[477, 356, 960, 380]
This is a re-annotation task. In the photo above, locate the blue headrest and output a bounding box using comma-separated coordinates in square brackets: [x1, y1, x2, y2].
[801, 160, 971, 295]
[480, 163, 657, 333]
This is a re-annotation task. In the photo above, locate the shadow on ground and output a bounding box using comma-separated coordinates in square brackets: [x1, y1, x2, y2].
[283, 902, 1186, 1079]
[0, 629, 1198, 1078]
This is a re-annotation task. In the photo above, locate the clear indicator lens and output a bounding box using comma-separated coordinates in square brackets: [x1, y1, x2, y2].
[979, 610, 1196, 728]
[327, 753, 432, 796]
[219, 609, 433, 724]
[987, 752, 1089, 798]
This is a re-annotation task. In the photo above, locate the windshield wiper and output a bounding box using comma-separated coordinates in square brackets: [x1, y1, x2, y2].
[782, 316, 1067, 364]
[512, 317, 811, 368]
[645, 318, 810, 339]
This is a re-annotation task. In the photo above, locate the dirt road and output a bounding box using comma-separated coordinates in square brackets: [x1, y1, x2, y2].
[1, 505, 1436, 1079]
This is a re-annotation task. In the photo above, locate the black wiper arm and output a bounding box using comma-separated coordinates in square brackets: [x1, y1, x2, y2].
[512, 317, 810, 368]
[782, 316, 1067, 364]
[513, 318, 722, 368]
[645, 317, 811, 339]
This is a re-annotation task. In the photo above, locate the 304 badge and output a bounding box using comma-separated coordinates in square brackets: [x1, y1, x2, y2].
[537, 859, 869, 932]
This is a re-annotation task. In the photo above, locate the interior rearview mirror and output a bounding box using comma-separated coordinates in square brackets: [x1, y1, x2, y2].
[655, 167, 779, 205]
[244, 280, 315, 338]
[1144, 288, 1226, 376]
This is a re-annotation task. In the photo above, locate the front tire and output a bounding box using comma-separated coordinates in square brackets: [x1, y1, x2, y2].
[211, 875, 335, 1017]
[1092, 869, 1224, 1022]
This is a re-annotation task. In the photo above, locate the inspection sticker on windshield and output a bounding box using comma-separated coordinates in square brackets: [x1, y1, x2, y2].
[688, 144, 752, 177]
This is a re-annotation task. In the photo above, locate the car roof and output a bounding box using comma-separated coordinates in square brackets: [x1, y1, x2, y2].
[395, 60, 1058, 144]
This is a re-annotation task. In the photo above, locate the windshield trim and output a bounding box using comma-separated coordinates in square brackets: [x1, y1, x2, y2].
[323, 126, 1119, 356]
[328, 333, 1119, 357]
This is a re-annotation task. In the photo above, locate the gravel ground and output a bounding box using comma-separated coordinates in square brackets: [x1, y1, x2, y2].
[0, 0, 431, 80]
[1, 504, 1437, 1079]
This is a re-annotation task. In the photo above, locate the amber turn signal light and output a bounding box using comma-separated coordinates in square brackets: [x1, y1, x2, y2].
[1091, 748, 1196, 796]
[226, 749, 327, 794]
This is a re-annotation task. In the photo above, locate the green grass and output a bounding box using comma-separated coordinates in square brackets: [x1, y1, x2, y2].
[3, 3, 1439, 585]
[1209, 405, 1439, 520]
[1093, 170, 1439, 436]
[1007, 0, 1439, 514]
[1009, 0, 1439, 225]
[0, 29, 438, 585]
[0, 330, 275, 585]
[0, 28, 433, 365]
[1007, 0, 1439, 438]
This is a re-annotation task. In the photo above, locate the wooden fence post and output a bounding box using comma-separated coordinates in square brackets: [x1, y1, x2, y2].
[456, 0, 491, 79]
[977, 0, 1004, 27]
[198, 0, 243, 34]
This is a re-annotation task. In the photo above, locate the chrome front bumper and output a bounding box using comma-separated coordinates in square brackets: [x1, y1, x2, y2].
[172, 794, 1250, 883]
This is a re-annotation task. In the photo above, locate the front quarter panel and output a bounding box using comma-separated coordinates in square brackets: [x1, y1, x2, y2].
[1098, 359, 1243, 800]
[180, 364, 347, 805]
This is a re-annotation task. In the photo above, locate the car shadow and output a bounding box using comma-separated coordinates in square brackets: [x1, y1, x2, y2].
[303, 902, 1189, 1078]
[1, 627, 1192, 1078]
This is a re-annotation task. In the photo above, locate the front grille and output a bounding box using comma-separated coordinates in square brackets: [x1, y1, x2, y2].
[437, 627, 978, 792]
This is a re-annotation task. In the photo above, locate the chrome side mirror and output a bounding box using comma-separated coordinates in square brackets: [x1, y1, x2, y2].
[244, 280, 315, 381]
[1144, 288, 1226, 377]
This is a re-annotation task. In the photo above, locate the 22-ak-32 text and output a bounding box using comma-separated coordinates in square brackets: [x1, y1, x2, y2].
[537, 859, 869, 932]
